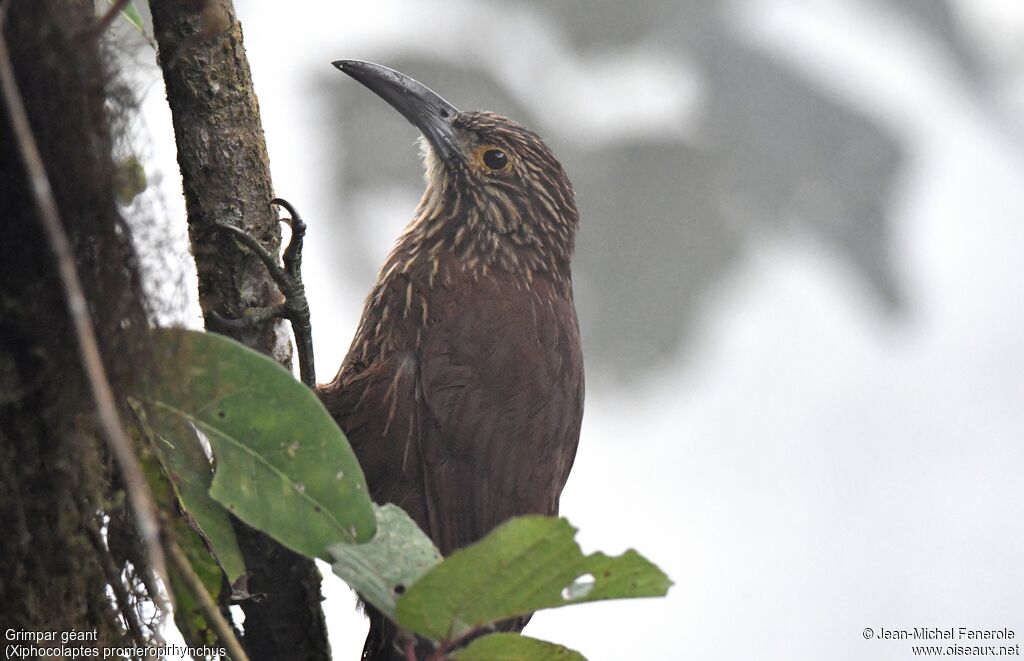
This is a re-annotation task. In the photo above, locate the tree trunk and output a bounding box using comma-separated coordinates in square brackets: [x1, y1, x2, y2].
[147, 2, 330, 658]
[0, 0, 153, 645]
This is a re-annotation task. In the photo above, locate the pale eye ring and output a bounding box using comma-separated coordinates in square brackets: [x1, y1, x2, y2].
[482, 148, 509, 171]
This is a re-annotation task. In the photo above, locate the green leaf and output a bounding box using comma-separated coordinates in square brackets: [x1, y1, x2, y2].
[129, 397, 246, 584]
[105, 0, 144, 32]
[395, 517, 672, 641]
[168, 523, 226, 649]
[328, 504, 442, 620]
[137, 447, 221, 648]
[136, 328, 376, 559]
[450, 634, 586, 661]
[113, 156, 147, 206]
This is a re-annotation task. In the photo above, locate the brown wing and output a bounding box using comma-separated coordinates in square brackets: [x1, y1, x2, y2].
[416, 276, 584, 555]
[319, 345, 432, 530]
[320, 275, 583, 658]
[319, 275, 584, 556]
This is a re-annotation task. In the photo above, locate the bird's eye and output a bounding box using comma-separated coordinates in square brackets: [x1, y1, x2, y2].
[482, 148, 509, 172]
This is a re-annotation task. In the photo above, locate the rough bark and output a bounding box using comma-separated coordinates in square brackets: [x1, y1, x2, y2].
[0, 0, 152, 643]
[147, 2, 330, 658]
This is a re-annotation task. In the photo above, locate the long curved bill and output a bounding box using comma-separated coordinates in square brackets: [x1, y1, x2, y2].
[333, 60, 461, 161]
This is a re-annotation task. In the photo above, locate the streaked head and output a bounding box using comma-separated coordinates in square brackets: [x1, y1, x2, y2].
[334, 60, 578, 275]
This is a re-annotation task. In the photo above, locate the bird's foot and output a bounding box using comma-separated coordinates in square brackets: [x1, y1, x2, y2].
[209, 198, 316, 387]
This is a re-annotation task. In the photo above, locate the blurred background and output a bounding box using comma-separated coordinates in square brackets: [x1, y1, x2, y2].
[130, 0, 1024, 658]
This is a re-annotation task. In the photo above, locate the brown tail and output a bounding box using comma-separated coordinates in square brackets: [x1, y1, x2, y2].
[361, 607, 413, 661]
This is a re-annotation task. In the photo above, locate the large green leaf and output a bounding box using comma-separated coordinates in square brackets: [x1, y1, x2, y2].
[130, 397, 245, 584]
[450, 634, 586, 661]
[395, 517, 672, 641]
[328, 504, 442, 620]
[137, 328, 376, 559]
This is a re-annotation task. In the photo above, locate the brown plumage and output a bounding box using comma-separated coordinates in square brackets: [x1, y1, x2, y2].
[318, 62, 583, 660]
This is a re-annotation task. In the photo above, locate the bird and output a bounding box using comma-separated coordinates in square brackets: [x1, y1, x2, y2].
[317, 61, 584, 660]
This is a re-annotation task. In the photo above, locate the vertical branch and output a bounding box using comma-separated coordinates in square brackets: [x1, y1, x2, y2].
[146, 2, 329, 658]
[148, 0, 284, 350]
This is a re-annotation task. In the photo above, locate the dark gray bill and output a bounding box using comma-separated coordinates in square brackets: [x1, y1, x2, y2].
[333, 60, 460, 161]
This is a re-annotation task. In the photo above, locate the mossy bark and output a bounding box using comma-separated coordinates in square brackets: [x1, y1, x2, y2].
[0, 0, 152, 644]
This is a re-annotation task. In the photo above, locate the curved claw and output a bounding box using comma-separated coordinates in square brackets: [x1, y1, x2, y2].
[209, 207, 316, 389]
[270, 197, 301, 223]
[271, 198, 307, 275]
[271, 197, 307, 238]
